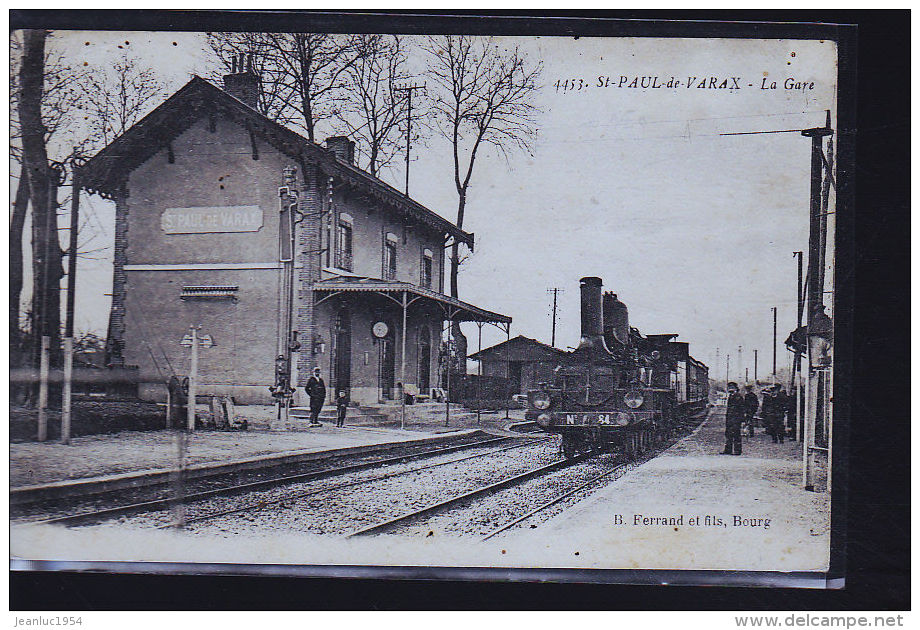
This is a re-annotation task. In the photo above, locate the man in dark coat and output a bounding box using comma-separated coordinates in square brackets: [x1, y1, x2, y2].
[743, 384, 759, 437]
[773, 386, 788, 443]
[761, 387, 777, 440]
[722, 382, 744, 455]
[787, 387, 799, 441]
[305, 367, 326, 427]
[762, 387, 785, 444]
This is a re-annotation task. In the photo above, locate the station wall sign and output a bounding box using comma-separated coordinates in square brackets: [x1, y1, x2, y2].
[161, 205, 263, 234]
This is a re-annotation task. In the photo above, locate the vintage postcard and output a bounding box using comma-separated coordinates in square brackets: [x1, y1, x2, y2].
[10, 18, 847, 586]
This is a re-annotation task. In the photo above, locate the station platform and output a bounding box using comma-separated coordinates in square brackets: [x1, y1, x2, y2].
[520, 407, 831, 573]
[9, 423, 484, 502]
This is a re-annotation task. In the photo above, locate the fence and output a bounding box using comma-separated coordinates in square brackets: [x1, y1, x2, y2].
[448, 374, 521, 410]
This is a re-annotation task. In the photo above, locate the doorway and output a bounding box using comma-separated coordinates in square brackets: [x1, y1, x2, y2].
[332, 309, 351, 399]
[418, 325, 431, 393]
[509, 361, 524, 393]
[379, 327, 396, 400]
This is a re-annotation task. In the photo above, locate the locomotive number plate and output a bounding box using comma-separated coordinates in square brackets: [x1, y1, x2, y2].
[563, 413, 613, 425]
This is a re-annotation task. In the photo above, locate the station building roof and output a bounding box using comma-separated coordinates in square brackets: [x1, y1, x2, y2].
[76, 75, 474, 248]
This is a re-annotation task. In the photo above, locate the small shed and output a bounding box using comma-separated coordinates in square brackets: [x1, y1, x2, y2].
[469, 335, 568, 394]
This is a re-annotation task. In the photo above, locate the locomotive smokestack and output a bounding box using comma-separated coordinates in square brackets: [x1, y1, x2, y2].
[580, 277, 603, 339]
[577, 276, 611, 355]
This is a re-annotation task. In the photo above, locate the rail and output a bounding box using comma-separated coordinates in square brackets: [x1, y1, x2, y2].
[26, 435, 545, 528]
[480, 461, 629, 540]
[346, 453, 589, 537]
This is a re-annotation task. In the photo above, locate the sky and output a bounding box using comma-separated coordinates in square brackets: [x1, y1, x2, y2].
[30, 31, 838, 381]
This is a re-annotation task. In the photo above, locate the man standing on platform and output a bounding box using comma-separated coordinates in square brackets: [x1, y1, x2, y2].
[305, 367, 326, 427]
[761, 387, 777, 441]
[722, 382, 744, 455]
[743, 384, 760, 437]
[787, 386, 799, 441]
[774, 386, 789, 441]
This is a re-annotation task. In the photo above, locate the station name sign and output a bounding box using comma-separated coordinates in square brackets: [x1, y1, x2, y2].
[161, 206, 263, 234]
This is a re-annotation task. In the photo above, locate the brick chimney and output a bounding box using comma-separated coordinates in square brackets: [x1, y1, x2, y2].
[222, 53, 260, 109]
[325, 136, 355, 164]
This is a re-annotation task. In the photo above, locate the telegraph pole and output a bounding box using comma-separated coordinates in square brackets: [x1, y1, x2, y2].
[37, 167, 62, 442]
[754, 349, 758, 382]
[737, 345, 742, 382]
[187, 326, 198, 431]
[547, 287, 563, 346]
[394, 83, 425, 196]
[802, 111, 834, 491]
[793, 250, 804, 440]
[61, 167, 81, 445]
[715, 347, 720, 385]
[725, 355, 730, 387]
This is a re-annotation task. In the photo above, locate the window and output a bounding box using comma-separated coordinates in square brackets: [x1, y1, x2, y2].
[384, 233, 398, 280]
[421, 248, 433, 289]
[336, 213, 353, 271]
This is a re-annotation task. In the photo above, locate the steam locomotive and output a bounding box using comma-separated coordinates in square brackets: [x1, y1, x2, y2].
[525, 277, 709, 458]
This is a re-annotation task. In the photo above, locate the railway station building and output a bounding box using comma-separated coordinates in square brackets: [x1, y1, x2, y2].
[77, 67, 510, 407]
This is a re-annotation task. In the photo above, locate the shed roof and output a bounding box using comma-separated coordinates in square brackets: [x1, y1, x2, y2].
[76, 76, 473, 247]
[468, 335, 567, 361]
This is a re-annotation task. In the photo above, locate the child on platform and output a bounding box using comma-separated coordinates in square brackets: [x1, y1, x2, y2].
[336, 390, 348, 428]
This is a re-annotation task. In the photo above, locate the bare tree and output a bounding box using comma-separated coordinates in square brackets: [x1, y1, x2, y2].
[17, 28, 65, 378]
[334, 34, 417, 178]
[422, 35, 541, 299]
[79, 54, 167, 149]
[11, 34, 168, 395]
[10, 32, 85, 352]
[206, 32, 293, 124]
[423, 36, 540, 376]
[10, 34, 86, 163]
[10, 172, 30, 350]
[208, 32, 365, 142]
[264, 32, 366, 142]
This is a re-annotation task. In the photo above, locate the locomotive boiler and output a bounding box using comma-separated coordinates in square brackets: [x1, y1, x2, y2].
[525, 276, 708, 458]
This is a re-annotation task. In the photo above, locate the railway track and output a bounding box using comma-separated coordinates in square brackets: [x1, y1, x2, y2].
[156, 436, 553, 529]
[345, 453, 589, 537]
[351, 409, 711, 540]
[25, 434, 546, 528]
[27, 410, 709, 535]
[479, 461, 629, 540]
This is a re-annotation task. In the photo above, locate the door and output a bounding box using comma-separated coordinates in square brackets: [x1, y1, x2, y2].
[509, 361, 524, 393]
[333, 309, 351, 398]
[379, 329, 396, 400]
[418, 326, 431, 393]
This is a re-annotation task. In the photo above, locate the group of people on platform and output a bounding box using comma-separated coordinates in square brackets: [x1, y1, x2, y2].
[305, 367, 348, 428]
[722, 381, 797, 455]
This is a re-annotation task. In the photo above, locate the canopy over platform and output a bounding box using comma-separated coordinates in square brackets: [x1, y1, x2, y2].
[314, 277, 511, 326]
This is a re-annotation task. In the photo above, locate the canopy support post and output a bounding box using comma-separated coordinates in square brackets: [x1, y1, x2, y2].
[400, 290, 408, 431]
[476, 321, 483, 424]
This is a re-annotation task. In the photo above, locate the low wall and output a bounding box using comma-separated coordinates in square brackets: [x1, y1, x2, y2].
[10, 401, 167, 442]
